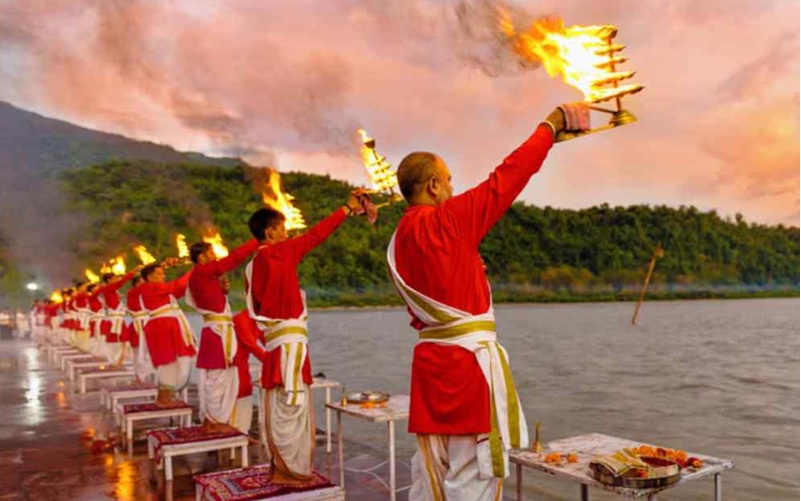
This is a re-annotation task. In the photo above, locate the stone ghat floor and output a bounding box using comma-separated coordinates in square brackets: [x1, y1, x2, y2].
[0, 340, 412, 501]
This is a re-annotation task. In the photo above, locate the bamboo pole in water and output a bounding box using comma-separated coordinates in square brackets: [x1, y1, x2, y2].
[631, 244, 664, 325]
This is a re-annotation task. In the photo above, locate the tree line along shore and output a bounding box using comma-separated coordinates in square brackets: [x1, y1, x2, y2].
[4, 160, 798, 307]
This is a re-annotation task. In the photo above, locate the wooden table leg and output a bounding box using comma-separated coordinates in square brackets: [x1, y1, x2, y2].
[581, 484, 588, 501]
[165, 455, 173, 481]
[516, 462, 522, 501]
[325, 387, 332, 454]
[389, 420, 396, 501]
[242, 444, 249, 467]
[259, 389, 267, 456]
[127, 418, 134, 456]
[337, 411, 344, 488]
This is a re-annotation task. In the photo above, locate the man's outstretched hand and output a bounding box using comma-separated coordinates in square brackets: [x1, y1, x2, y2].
[544, 102, 591, 136]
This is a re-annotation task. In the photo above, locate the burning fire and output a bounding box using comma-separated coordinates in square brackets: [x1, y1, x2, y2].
[133, 245, 156, 265]
[358, 129, 398, 193]
[175, 234, 189, 259]
[499, 14, 642, 103]
[110, 256, 126, 275]
[261, 170, 307, 231]
[85, 269, 100, 284]
[50, 290, 64, 303]
[202, 231, 229, 258]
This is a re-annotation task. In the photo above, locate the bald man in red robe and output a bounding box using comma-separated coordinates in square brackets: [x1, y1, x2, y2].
[388, 105, 588, 501]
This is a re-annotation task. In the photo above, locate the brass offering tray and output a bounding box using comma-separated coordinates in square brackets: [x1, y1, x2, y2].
[346, 391, 390, 404]
[590, 456, 681, 489]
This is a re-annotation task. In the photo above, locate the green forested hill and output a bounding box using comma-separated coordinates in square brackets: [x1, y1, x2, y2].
[60, 161, 799, 306]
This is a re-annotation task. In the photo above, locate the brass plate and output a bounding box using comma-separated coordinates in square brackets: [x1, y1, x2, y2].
[346, 391, 390, 404]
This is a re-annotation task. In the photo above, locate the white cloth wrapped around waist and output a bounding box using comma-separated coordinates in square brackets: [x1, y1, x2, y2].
[185, 288, 238, 366]
[105, 305, 126, 335]
[417, 313, 528, 479]
[200, 310, 237, 366]
[256, 317, 309, 406]
[76, 309, 91, 329]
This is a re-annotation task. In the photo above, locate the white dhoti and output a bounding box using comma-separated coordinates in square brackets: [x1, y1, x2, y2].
[75, 330, 91, 352]
[156, 356, 192, 391]
[245, 260, 315, 480]
[186, 296, 240, 427]
[410, 435, 503, 501]
[131, 314, 155, 382]
[198, 367, 239, 424]
[105, 342, 123, 364]
[264, 385, 315, 479]
[232, 396, 254, 434]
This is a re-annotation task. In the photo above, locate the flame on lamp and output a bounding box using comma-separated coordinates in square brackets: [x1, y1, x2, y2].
[499, 14, 642, 103]
[202, 231, 229, 258]
[133, 245, 156, 265]
[50, 290, 64, 303]
[175, 234, 190, 259]
[261, 169, 307, 231]
[358, 128, 398, 193]
[85, 269, 100, 284]
[110, 256, 126, 275]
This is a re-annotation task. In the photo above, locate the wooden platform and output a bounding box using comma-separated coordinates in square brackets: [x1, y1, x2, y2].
[78, 367, 135, 393]
[194, 464, 344, 501]
[147, 425, 249, 486]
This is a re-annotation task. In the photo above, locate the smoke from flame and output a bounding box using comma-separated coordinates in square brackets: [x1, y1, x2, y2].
[202, 231, 229, 258]
[133, 245, 156, 265]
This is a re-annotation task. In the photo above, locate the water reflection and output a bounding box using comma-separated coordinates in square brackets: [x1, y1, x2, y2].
[24, 374, 42, 425]
[115, 461, 136, 500]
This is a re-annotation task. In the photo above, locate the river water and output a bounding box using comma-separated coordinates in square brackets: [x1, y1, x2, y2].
[189, 298, 799, 500]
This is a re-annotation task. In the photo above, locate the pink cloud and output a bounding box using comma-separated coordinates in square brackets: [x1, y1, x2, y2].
[0, 0, 796, 225]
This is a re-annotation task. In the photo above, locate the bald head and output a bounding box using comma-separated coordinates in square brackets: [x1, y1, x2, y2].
[397, 152, 453, 205]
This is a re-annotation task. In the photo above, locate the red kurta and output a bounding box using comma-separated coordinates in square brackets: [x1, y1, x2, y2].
[122, 283, 145, 348]
[140, 271, 194, 367]
[232, 310, 268, 398]
[87, 292, 103, 338]
[45, 303, 59, 327]
[247, 209, 347, 389]
[96, 272, 136, 342]
[72, 292, 90, 331]
[192, 239, 259, 370]
[394, 124, 554, 435]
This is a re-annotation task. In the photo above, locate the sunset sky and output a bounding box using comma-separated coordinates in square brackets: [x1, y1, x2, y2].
[1, 0, 798, 225]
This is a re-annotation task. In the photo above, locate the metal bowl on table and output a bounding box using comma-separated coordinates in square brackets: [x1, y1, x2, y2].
[346, 391, 390, 404]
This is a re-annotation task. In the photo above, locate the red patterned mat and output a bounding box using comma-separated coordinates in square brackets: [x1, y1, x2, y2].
[122, 402, 191, 414]
[108, 384, 157, 392]
[195, 465, 336, 501]
[148, 426, 244, 463]
[81, 368, 133, 375]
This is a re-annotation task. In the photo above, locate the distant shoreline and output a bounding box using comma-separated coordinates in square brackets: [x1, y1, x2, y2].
[225, 287, 799, 312]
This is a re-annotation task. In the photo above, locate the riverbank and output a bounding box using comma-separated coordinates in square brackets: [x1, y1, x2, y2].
[227, 286, 799, 310]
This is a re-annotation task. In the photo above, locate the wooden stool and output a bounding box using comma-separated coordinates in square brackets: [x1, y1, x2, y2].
[194, 464, 344, 501]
